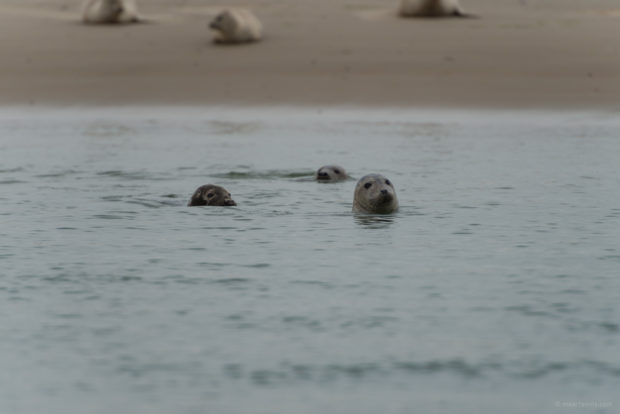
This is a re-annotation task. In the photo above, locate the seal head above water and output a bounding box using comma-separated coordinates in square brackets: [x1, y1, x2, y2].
[315, 165, 347, 182]
[352, 174, 399, 214]
[188, 184, 237, 207]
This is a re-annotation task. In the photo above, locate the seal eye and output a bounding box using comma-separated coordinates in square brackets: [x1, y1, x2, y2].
[207, 193, 215, 198]
[334, 169, 340, 174]
[385, 180, 391, 186]
[364, 182, 372, 189]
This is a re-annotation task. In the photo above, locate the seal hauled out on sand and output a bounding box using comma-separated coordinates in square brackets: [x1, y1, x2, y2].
[399, 0, 467, 17]
[316, 165, 347, 182]
[82, 0, 139, 24]
[188, 184, 237, 207]
[209, 9, 263, 44]
[352, 174, 399, 214]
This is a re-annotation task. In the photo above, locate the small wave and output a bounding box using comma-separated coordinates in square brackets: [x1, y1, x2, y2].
[83, 122, 136, 137]
[34, 169, 82, 178]
[92, 214, 127, 220]
[281, 315, 322, 330]
[289, 280, 335, 289]
[0, 179, 26, 184]
[504, 304, 551, 317]
[101, 194, 181, 208]
[125, 198, 170, 208]
[96, 170, 172, 181]
[395, 359, 496, 378]
[222, 359, 487, 386]
[212, 170, 314, 180]
[354, 214, 395, 228]
[211, 277, 253, 285]
[208, 120, 262, 135]
[220, 358, 620, 386]
[598, 322, 619, 332]
[0, 167, 24, 173]
[242, 263, 270, 268]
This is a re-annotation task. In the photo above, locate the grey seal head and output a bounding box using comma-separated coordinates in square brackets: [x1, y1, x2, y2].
[188, 184, 237, 207]
[352, 174, 399, 214]
[315, 165, 347, 182]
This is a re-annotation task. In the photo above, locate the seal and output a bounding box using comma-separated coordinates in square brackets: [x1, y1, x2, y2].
[82, 0, 139, 24]
[399, 0, 467, 17]
[315, 165, 347, 182]
[209, 9, 263, 44]
[188, 184, 237, 207]
[352, 174, 399, 214]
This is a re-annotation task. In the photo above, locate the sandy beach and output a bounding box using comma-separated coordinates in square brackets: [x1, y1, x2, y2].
[1, 0, 619, 109]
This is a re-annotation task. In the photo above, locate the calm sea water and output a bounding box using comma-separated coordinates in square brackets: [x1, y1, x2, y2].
[1, 107, 619, 414]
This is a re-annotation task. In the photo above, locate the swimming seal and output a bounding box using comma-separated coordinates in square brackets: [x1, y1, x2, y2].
[399, 0, 467, 17]
[188, 184, 237, 207]
[82, 0, 139, 24]
[315, 165, 347, 182]
[352, 174, 399, 214]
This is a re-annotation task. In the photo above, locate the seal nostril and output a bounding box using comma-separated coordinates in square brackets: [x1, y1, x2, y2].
[381, 189, 388, 195]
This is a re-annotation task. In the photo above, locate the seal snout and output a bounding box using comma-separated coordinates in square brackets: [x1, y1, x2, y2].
[224, 199, 237, 206]
[317, 171, 330, 180]
[378, 190, 394, 203]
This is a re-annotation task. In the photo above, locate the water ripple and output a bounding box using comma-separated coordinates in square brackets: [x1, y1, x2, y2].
[0, 179, 25, 184]
[212, 170, 314, 180]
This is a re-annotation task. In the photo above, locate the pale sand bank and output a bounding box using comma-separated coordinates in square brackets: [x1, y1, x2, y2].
[1, 0, 619, 109]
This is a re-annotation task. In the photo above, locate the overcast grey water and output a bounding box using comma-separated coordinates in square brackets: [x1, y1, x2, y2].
[1, 107, 619, 414]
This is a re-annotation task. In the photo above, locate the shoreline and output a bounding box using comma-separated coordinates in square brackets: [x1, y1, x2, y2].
[2, 105, 619, 127]
[2, 0, 620, 110]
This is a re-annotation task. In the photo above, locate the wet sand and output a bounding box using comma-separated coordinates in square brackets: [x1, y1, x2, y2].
[1, 0, 620, 109]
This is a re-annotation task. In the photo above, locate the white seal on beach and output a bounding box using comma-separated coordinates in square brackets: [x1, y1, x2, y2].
[209, 9, 263, 44]
[82, 0, 139, 24]
[188, 184, 237, 207]
[399, 0, 466, 17]
[316, 165, 347, 182]
[352, 174, 399, 214]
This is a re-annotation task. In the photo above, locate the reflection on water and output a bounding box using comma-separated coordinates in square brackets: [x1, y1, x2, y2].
[1, 107, 619, 414]
[353, 213, 395, 228]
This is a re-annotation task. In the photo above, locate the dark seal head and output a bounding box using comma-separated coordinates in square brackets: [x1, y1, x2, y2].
[352, 174, 399, 214]
[188, 184, 237, 207]
[315, 165, 347, 182]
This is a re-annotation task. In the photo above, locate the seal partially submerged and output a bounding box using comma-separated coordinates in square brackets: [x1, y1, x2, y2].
[82, 0, 139, 24]
[399, 0, 467, 17]
[315, 165, 347, 182]
[188, 184, 237, 207]
[209, 9, 263, 44]
[352, 174, 399, 214]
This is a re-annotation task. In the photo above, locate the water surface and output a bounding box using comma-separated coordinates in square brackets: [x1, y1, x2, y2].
[1, 107, 619, 414]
